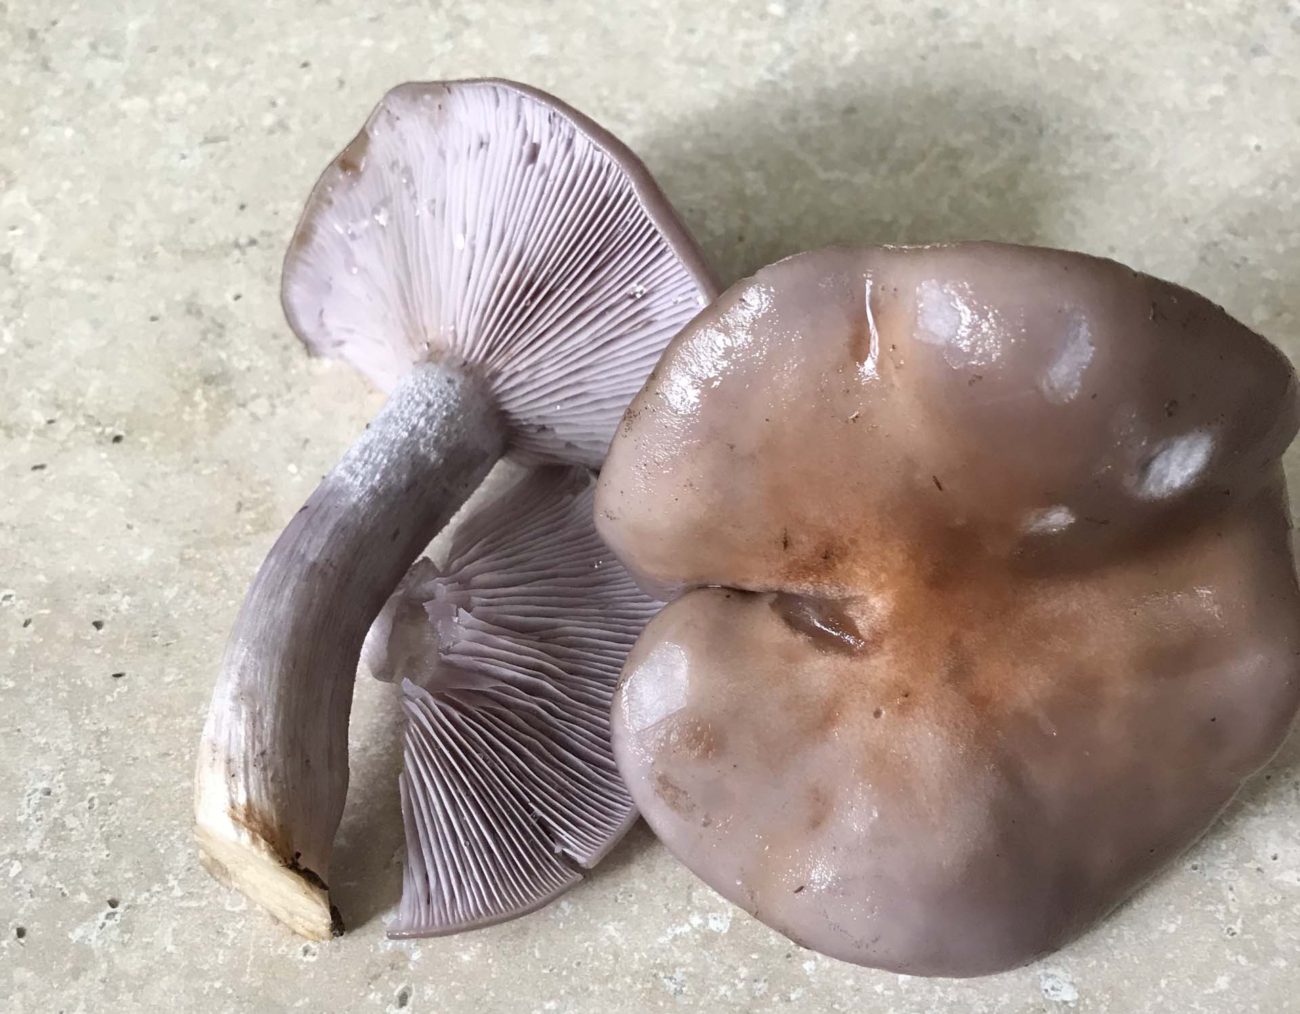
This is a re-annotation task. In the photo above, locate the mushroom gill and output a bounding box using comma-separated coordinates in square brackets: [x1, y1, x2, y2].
[364, 466, 660, 936]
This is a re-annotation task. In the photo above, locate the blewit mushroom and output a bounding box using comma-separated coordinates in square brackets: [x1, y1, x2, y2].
[596, 243, 1300, 976]
[363, 466, 661, 936]
[195, 79, 716, 940]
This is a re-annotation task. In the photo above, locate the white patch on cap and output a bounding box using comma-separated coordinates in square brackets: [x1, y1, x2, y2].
[661, 367, 703, 415]
[622, 642, 690, 732]
[661, 287, 771, 416]
[860, 278, 882, 381]
[1131, 430, 1214, 500]
[1023, 505, 1076, 535]
[914, 279, 1008, 368]
[1040, 315, 1094, 403]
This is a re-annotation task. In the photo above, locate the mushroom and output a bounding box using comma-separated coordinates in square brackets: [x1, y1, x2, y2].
[596, 243, 1300, 976]
[195, 79, 715, 939]
[362, 465, 661, 936]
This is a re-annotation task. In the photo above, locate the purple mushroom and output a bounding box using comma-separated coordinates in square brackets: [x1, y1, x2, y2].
[195, 79, 716, 939]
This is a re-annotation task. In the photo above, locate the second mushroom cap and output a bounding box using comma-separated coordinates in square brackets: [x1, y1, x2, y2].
[597, 243, 1300, 976]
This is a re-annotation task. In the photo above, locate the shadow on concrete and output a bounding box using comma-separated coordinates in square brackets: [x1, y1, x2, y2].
[638, 75, 1074, 285]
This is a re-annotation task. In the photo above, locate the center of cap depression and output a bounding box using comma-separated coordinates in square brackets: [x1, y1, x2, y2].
[769, 593, 873, 655]
[595, 243, 1300, 977]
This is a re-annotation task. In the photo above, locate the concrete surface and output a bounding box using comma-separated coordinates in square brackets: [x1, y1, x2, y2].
[3, 0, 1299, 1011]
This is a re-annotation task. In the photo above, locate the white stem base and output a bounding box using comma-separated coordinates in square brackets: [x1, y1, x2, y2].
[196, 819, 339, 939]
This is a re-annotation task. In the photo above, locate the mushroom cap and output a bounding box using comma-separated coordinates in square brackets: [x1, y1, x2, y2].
[364, 466, 661, 936]
[596, 243, 1300, 976]
[283, 79, 717, 466]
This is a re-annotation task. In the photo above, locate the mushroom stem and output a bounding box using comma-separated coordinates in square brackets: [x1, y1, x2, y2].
[195, 358, 504, 939]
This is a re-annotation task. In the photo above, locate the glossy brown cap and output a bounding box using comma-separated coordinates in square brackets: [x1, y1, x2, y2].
[596, 243, 1300, 976]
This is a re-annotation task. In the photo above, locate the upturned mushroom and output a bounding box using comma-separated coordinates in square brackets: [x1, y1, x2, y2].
[195, 79, 715, 939]
[596, 243, 1300, 976]
[363, 465, 661, 936]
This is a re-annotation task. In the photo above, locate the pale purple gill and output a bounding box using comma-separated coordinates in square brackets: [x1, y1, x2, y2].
[364, 467, 660, 936]
[195, 79, 716, 940]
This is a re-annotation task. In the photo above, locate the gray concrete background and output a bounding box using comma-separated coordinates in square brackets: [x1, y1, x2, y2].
[3, 1, 1299, 1011]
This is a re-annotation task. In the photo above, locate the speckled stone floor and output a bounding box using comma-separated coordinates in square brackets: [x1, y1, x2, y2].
[3, 1, 1299, 1011]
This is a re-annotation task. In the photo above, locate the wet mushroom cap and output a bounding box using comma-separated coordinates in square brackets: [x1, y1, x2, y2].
[596, 243, 1300, 976]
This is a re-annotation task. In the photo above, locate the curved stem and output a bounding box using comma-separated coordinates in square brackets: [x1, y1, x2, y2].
[195, 360, 504, 939]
